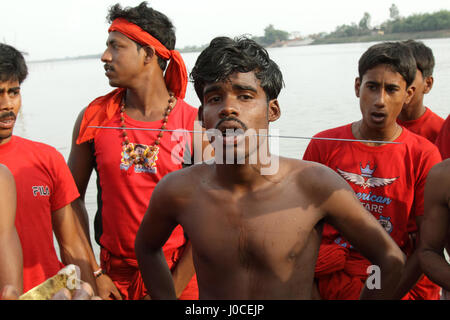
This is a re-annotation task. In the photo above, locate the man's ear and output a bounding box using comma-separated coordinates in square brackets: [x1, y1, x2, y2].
[423, 76, 434, 94]
[354, 77, 361, 98]
[405, 85, 416, 105]
[142, 45, 155, 64]
[198, 105, 205, 128]
[268, 99, 281, 122]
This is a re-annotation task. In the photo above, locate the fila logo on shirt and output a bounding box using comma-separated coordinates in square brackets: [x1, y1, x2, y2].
[32, 186, 50, 197]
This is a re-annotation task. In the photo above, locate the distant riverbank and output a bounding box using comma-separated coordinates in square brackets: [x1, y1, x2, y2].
[311, 29, 450, 45]
[29, 29, 450, 63]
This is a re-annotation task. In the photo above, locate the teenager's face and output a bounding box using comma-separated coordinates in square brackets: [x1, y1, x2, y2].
[0, 79, 21, 145]
[200, 71, 280, 160]
[101, 31, 146, 88]
[355, 64, 414, 131]
[403, 69, 433, 109]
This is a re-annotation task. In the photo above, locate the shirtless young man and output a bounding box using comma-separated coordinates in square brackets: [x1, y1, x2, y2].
[135, 36, 405, 300]
[418, 159, 450, 293]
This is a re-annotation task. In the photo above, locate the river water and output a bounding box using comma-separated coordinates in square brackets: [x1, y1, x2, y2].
[16, 38, 450, 256]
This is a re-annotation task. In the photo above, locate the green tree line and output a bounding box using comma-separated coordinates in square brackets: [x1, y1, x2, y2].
[178, 5, 450, 52]
[324, 5, 450, 39]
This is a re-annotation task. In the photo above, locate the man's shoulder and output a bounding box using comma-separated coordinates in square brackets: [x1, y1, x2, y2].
[430, 158, 450, 175]
[286, 157, 348, 190]
[312, 123, 352, 139]
[173, 99, 199, 119]
[402, 129, 440, 155]
[156, 162, 209, 191]
[425, 107, 445, 122]
[88, 89, 122, 106]
[13, 136, 59, 154]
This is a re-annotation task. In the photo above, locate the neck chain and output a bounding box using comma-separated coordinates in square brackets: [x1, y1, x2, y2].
[358, 122, 401, 146]
[120, 93, 176, 148]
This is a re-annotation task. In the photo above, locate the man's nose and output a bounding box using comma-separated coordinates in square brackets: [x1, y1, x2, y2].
[101, 48, 112, 63]
[219, 96, 239, 117]
[0, 93, 14, 111]
[374, 89, 386, 108]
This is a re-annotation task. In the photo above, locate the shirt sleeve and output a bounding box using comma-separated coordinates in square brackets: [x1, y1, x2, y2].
[48, 149, 80, 212]
[302, 139, 323, 163]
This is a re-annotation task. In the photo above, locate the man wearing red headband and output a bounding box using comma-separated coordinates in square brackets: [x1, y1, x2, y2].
[68, 2, 199, 300]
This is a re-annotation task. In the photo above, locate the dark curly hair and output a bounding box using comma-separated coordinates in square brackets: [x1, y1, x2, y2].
[107, 1, 176, 71]
[358, 41, 416, 87]
[0, 43, 28, 84]
[191, 36, 284, 103]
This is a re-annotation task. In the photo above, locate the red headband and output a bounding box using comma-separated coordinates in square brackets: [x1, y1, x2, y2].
[108, 18, 187, 99]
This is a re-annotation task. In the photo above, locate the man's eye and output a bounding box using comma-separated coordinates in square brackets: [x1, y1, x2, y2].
[386, 87, 398, 93]
[207, 96, 221, 103]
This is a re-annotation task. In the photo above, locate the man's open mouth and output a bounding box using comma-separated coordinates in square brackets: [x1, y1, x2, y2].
[370, 111, 386, 123]
[0, 114, 16, 129]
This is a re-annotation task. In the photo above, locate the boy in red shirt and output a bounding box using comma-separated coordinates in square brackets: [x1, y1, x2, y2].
[303, 41, 442, 299]
[397, 40, 444, 143]
[0, 43, 98, 294]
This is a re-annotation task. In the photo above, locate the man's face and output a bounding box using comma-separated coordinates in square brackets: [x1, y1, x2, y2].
[200, 71, 280, 161]
[101, 31, 146, 88]
[355, 64, 414, 131]
[403, 69, 433, 110]
[0, 79, 21, 145]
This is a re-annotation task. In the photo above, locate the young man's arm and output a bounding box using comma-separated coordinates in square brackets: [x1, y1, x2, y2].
[392, 148, 443, 299]
[418, 160, 450, 291]
[316, 164, 406, 299]
[68, 108, 95, 241]
[171, 240, 195, 298]
[135, 173, 191, 300]
[390, 217, 424, 299]
[0, 165, 23, 293]
[52, 203, 98, 292]
[67, 108, 122, 300]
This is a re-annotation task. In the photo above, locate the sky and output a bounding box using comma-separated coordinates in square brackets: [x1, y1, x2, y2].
[1, 0, 450, 61]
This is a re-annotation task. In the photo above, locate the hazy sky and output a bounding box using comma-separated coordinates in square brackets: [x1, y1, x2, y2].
[1, 0, 450, 60]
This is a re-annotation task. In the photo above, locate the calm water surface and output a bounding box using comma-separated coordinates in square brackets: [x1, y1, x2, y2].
[16, 39, 450, 256]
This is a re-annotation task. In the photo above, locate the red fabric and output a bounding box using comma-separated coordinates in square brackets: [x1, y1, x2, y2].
[315, 243, 371, 300]
[93, 98, 197, 259]
[76, 88, 123, 145]
[304, 124, 442, 299]
[100, 248, 198, 300]
[0, 136, 79, 292]
[397, 107, 445, 143]
[435, 114, 450, 160]
[88, 95, 198, 299]
[402, 275, 441, 300]
[109, 18, 188, 100]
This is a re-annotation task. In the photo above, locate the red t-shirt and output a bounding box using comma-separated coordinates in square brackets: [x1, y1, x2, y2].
[435, 114, 450, 160]
[93, 99, 198, 259]
[397, 107, 445, 143]
[303, 124, 441, 252]
[0, 136, 80, 292]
